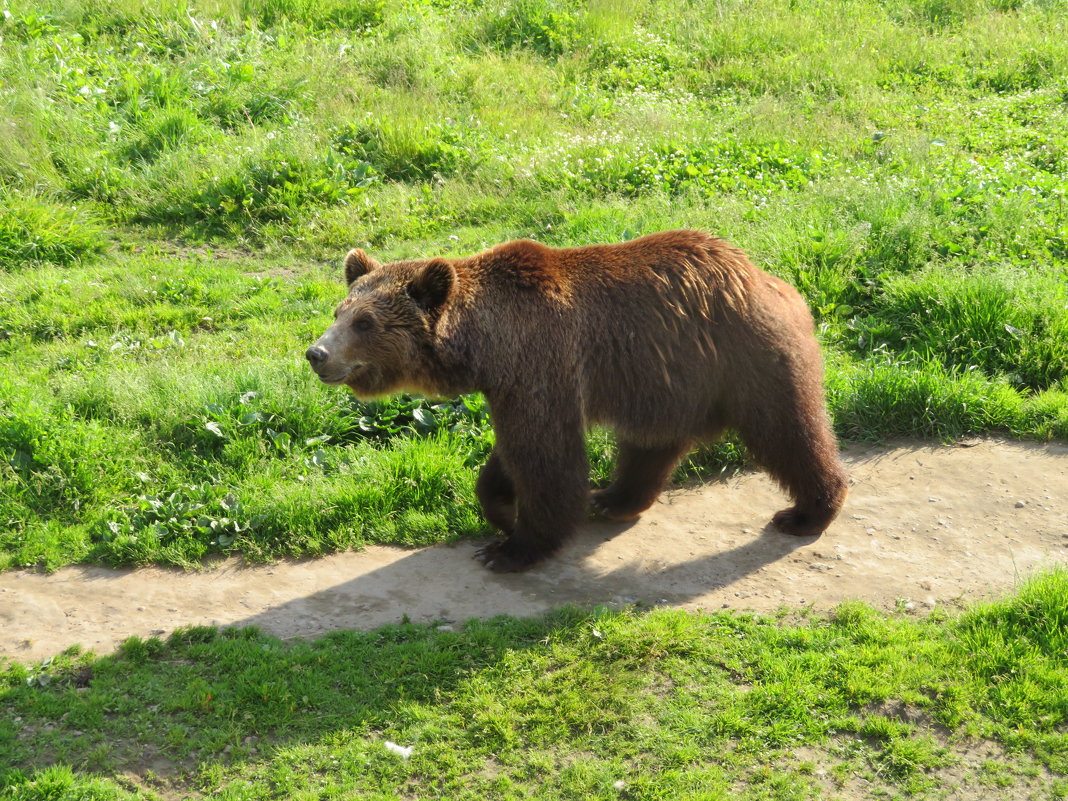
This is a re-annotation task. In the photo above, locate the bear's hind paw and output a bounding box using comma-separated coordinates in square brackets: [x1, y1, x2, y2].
[590, 488, 653, 522]
[771, 506, 830, 537]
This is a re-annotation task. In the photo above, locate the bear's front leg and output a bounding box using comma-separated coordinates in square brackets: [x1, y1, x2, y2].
[476, 450, 517, 532]
[474, 395, 588, 572]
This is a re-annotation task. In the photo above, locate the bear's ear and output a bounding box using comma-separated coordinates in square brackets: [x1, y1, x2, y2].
[407, 259, 454, 312]
[344, 248, 379, 285]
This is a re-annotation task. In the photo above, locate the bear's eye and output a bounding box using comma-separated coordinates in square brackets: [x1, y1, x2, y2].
[352, 315, 375, 333]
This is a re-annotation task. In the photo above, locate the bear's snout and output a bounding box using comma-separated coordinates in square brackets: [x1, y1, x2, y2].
[305, 345, 329, 369]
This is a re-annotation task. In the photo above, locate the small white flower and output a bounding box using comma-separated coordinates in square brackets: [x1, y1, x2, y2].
[384, 741, 413, 759]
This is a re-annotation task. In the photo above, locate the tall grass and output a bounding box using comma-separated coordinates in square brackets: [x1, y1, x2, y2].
[0, 194, 107, 266]
[1, 0, 1067, 569]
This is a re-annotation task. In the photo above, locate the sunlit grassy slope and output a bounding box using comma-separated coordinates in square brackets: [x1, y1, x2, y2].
[1, 0, 1067, 569]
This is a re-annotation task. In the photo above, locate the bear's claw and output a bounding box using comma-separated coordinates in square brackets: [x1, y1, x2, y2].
[474, 540, 546, 573]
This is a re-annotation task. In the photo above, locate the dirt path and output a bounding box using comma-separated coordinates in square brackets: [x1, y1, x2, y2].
[2, 439, 1066, 662]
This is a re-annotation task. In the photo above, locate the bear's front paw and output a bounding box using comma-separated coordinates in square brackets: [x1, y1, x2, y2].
[474, 539, 548, 573]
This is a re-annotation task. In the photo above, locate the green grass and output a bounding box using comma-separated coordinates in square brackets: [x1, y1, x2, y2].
[2, 569, 1066, 799]
[0, 193, 107, 266]
[2, 0, 1068, 570]
[3, 10, 1067, 799]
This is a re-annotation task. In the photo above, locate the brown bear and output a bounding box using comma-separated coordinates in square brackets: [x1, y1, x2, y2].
[306, 230, 848, 572]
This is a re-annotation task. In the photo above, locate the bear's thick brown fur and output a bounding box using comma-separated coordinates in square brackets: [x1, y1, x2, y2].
[306, 230, 848, 572]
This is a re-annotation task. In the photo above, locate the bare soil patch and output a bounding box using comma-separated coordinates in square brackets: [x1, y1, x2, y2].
[2, 439, 1066, 661]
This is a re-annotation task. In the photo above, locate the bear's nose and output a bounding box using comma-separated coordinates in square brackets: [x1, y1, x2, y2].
[305, 345, 328, 368]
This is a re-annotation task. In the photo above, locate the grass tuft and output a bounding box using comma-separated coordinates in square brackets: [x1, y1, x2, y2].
[0, 194, 107, 267]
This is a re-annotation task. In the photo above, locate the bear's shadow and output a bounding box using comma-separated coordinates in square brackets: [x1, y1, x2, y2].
[233, 516, 817, 639]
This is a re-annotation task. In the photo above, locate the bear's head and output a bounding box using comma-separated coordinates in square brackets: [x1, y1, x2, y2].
[306, 248, 455, 398]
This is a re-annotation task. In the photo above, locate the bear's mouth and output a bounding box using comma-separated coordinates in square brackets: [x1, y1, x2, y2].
[316, 362, 366, 385]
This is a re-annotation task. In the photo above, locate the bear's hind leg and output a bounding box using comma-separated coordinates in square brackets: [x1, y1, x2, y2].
[738, 403, 847, 537]
[476, 450, 517, 532]
[591, 440, 691, 521]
